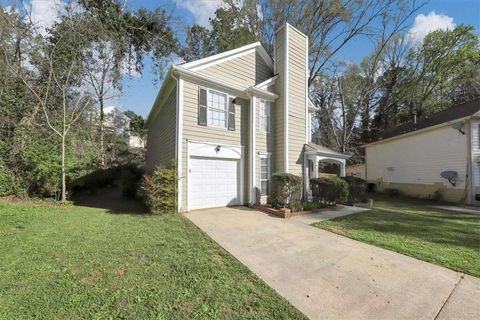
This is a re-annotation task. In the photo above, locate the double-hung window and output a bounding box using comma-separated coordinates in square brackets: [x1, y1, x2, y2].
[259, 100, 270, 133]
[260, 155, 270, 196]
[207, 89, 228, 128]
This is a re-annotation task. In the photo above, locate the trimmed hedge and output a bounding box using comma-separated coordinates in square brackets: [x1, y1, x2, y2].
[310, 176, 349, 206]
[270, 173, 303, 212]
[342, 176, 367, 203]
[142, 166, 177, 214]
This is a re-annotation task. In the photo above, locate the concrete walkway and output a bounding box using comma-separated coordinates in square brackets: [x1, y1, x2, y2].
[290, 204, 370, 224]
[184, 206, 480, 320]
[430, 205, 480, 215]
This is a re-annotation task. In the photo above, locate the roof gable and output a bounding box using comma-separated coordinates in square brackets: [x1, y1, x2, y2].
[179, 42, 273, 72]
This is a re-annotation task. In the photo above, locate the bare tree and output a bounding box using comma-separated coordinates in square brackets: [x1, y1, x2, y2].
[1, 4, 92, 201]
[83, 41, 119, 167]
[258, 0, 426, 86]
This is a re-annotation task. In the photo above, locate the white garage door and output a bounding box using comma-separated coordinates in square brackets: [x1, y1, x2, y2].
[189, 157, 241, 210]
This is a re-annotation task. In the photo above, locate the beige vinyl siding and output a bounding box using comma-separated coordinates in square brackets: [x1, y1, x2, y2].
[366, 125, 468, 202]
[196, 51, 273, 89]
[256, 99, 276, 196]
[287, 26, 307, 176]
[180, 79, 250, 211]
[274, 27, 286, 172]
[145, 85, 176, 172]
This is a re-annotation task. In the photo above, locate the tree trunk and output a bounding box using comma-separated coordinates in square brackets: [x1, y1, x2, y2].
[61, 134, 66, 202]
[100, 99, 105, 167]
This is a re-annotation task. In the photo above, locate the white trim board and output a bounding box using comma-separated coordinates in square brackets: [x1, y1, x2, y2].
[176, 78, 184, 213]
[284, 24, 289, 173]
[305, 36, 309, 143]
[255, 75, 278, 89]
[179, 42, 274, 72]
[250, 96, 257, 204]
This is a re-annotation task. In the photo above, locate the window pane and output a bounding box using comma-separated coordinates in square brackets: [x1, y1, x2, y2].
[259, 101, 270, 132]
[207, 90, 228, 128]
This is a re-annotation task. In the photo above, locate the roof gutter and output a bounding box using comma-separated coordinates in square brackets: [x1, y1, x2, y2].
[246, 86, 279, 101]
[304, 143, 350, 159]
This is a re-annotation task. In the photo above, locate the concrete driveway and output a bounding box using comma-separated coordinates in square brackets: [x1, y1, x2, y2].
[184, 206, 480, 320]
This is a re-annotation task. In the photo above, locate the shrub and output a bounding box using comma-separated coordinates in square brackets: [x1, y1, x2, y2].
[142, 166, 177, 214]
[0, 166, 17, 197]
[301, 201, 319, 211]
[310, 176, 349, 206]
[342, 176, 367, 203]
[270, 173, 303, 212]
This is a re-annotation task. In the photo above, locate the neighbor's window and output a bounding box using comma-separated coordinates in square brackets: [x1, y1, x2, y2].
[259, 100, 270, 133]
[207, 89, 228, 128]
[260, 156, 270, 196]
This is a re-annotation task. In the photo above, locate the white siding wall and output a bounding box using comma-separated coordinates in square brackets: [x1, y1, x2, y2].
[366, 125, 468, 189]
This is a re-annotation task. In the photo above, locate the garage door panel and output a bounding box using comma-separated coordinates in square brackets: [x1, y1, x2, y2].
[189, 157, 241, 210]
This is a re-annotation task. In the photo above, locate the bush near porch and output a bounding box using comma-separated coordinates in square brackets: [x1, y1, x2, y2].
[310, 176, 349, 206]
[270, 173, 303, 211]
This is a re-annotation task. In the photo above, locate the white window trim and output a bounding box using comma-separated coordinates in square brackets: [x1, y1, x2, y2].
[259, 99, 271, 133]
[205, 88, 229, 129]
[259, 154, 271, 197]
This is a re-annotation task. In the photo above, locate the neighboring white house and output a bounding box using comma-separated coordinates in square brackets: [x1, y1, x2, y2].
[364, 99, 480, 204]
[346, 164, 366, 180]
[145, 23, 348, 212]
[104, 106, 146, 148]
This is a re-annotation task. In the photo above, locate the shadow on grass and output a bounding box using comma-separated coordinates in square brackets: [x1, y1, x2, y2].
[72, 188, 148, 215]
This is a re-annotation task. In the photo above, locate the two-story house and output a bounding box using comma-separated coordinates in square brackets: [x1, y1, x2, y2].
[146, 23, 348, 212]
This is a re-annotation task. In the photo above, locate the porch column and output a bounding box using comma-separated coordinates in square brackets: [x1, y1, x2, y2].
[303, 155, 310, 197]
[339, 159, 346, 177]
[313, 157, 319, 178]
[249, 95, 257, 204]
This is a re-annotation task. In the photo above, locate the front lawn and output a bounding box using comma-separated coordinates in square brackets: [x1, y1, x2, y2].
[0, 200, 305, 319]
[314, 196, 480, 278]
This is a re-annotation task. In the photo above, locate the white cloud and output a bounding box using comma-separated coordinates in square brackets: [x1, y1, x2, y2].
[26, 0, 63, 36]
[174, 0, 224, 27]
[409, 11, 455, 43]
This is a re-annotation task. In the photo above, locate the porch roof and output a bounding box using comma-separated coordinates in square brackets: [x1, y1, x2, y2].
[304, 142, 349, 159]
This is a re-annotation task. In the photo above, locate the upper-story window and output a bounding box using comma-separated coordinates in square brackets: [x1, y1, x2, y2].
[207, 89, 228, 128]
[259, 100, 270, 133]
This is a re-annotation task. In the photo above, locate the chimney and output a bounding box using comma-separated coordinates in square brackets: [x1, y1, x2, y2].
[274, 23, 308, 175]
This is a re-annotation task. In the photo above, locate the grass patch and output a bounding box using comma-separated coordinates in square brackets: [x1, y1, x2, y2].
[314, 196, 480, 278]
[0, 200, 305, 319]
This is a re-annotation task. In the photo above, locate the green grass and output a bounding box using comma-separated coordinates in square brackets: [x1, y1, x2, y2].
[314, 196, 480, 278]
[0, 200, 305, 319]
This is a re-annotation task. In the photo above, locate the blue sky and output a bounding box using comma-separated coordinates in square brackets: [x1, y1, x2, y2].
[5, 0, 480, 117]
[120, 0, 480, 118]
